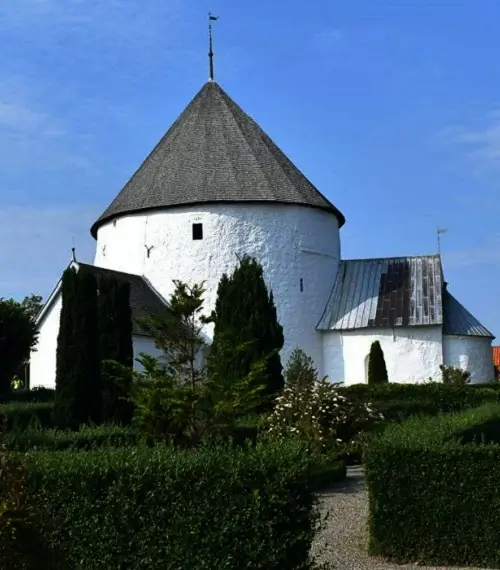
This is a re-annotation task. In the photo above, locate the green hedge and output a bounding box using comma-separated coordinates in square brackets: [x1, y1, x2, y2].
[364, 403, 500, 568]
[5, 424, 138, 451]
[24, 441, 322, 570]
[340, 382, 500, 422]
[0, 402, 55, 431]
[2, 387, 56, 404]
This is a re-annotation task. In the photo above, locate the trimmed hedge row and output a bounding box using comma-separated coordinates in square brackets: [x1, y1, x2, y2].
[5, 424, 138, 451]
[2, 387, 56, 404]
[339, 382, 500, 422]
[0, 402, 55, 430]
[364, 403, 500, 568]
[23, 441, 323, 569]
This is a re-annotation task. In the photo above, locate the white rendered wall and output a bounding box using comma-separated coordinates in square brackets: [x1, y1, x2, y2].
[30, 296, 63, 389]
[94, 204, 341, 371]
[443, 335, 495, 384]
[322, 326, 443, 385]
[30, 295, 167, 389]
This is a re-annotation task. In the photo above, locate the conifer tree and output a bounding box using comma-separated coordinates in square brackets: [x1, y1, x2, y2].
[208, 256, 284, 402]
[99, 276, 134, 424]
[367, 340, 389, 385]
[98, 277, 133, 367]
[55, 267, 101, 427]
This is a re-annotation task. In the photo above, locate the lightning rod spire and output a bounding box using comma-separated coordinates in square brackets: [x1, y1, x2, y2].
[208, 13, 218, 81]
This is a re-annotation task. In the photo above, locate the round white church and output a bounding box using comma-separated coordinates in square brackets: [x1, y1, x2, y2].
[30, 80, 495, 387]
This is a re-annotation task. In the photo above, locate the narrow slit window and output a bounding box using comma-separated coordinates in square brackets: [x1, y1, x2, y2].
[192, 223, 203, 240]
[300, 278, 304, 292]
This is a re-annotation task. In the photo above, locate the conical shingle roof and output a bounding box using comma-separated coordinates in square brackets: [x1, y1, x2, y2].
[90, 81, 344, 238]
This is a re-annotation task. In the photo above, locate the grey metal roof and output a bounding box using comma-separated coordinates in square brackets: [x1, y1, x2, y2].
[90, 81, 345, 238]
[317, 255, 444, 330]
[443, 289, 494, 338]
[78, 263, 168, 335]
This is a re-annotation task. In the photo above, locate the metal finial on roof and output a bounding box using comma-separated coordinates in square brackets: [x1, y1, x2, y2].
[71, 247, 77, 262]
[208, 13, 218, 81]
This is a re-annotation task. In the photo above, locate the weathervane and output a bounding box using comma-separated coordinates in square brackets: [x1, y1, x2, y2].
[208, 12, 219, 81]
[437, 227, 447, 257]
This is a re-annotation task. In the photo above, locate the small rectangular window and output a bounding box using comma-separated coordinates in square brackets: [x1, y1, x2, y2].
[300, 278, 304, 292]
[192, 223, 203, 240]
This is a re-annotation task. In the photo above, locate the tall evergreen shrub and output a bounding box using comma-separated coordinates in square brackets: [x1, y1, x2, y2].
[208, 256, 284, 403]
[98, 276, 134, 424]
[367, 341, 389, 385]
[55, 268, 101, 428]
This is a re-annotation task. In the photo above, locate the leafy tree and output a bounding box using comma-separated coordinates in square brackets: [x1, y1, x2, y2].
[137, 280, 207, 390]
[55, 268, 101, 428]
[0, 299, 38, 398]
[367, 341, 389, 385]
[285, 347, 318, 391]
[208, 256, 284, 404]
[20, 295, 43, 322]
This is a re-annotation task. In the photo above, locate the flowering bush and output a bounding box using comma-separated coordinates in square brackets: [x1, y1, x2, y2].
[264, 348, 383, 454]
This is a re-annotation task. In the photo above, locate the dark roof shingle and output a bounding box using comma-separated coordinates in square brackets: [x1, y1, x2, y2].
[442, 288, 494, 338]
[78, 263, 168, 335]
[90, 81, 344, 238]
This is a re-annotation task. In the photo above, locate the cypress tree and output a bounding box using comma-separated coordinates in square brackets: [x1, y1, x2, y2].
[98, 276, 134, 423]
[209, 256, 284, 402]
[55, 267, 101, 428]
[367, 340, 389, 385]
[55, 268, 78, 427]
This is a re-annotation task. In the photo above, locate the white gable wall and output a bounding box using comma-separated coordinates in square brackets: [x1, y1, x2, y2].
[94, 203, 341, 372]
[30, 293, 165, 389]
[322, 326, 443, 384]
[443, 334, 495, 383]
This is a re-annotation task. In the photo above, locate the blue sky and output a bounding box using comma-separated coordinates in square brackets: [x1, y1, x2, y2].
[1, 0, 499, 338]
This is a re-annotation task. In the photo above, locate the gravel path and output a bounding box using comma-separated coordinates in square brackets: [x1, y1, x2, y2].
[311, 466, 495, 570]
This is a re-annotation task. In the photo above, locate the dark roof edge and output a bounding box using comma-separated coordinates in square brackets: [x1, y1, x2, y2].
[340, 253, 441, 263]
[90, 200, 346, 239]
[443, 331, 496, 340]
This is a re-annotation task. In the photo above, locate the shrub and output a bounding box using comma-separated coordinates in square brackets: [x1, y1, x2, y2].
[0, 402, 55, 431]
[265, 349, 383, 454]
[101, 360, 134, 425]
[364, 403, 500, 568]
[339, 382, 500, 422]
[440, 363, 471, 385]
[0, 387, 55, 404]
[208, 256, 285, 404]
[55, 268, 102, 428]
[5, 424, 138, 452]
[367, 341, 388, 384]
[0, 417, 61, 569]
[24, 440, 322, 570]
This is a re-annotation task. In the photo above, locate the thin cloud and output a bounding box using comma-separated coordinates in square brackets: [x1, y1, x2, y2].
[444, 234, 500, 268]
[437, 110, 500, 170]
[0, 206, 98, 301]
[0, 77, 90, 172]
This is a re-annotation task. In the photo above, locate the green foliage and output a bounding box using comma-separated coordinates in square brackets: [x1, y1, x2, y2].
[98, 277, 133, 367]
[0, 416, 60, 569]
[0, 298, 39, 398]
[20, 294, 43, 322]
[364, 403, 500, 567]
[5, 424, 137, 452]
[439, 363, 471, 385]
[367, 341, 388, 385]
[0, 388, 55, 405]
[339, 382, 500, 423]
[55, 268, 102, 429]
[0, 402, 54, 431]
[137, 280, 207, 390]
[265, 349, 383, 454]
[24, 440, 321, 570]
[208, 256, 285, 405]
[101, 360, 134, 425]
